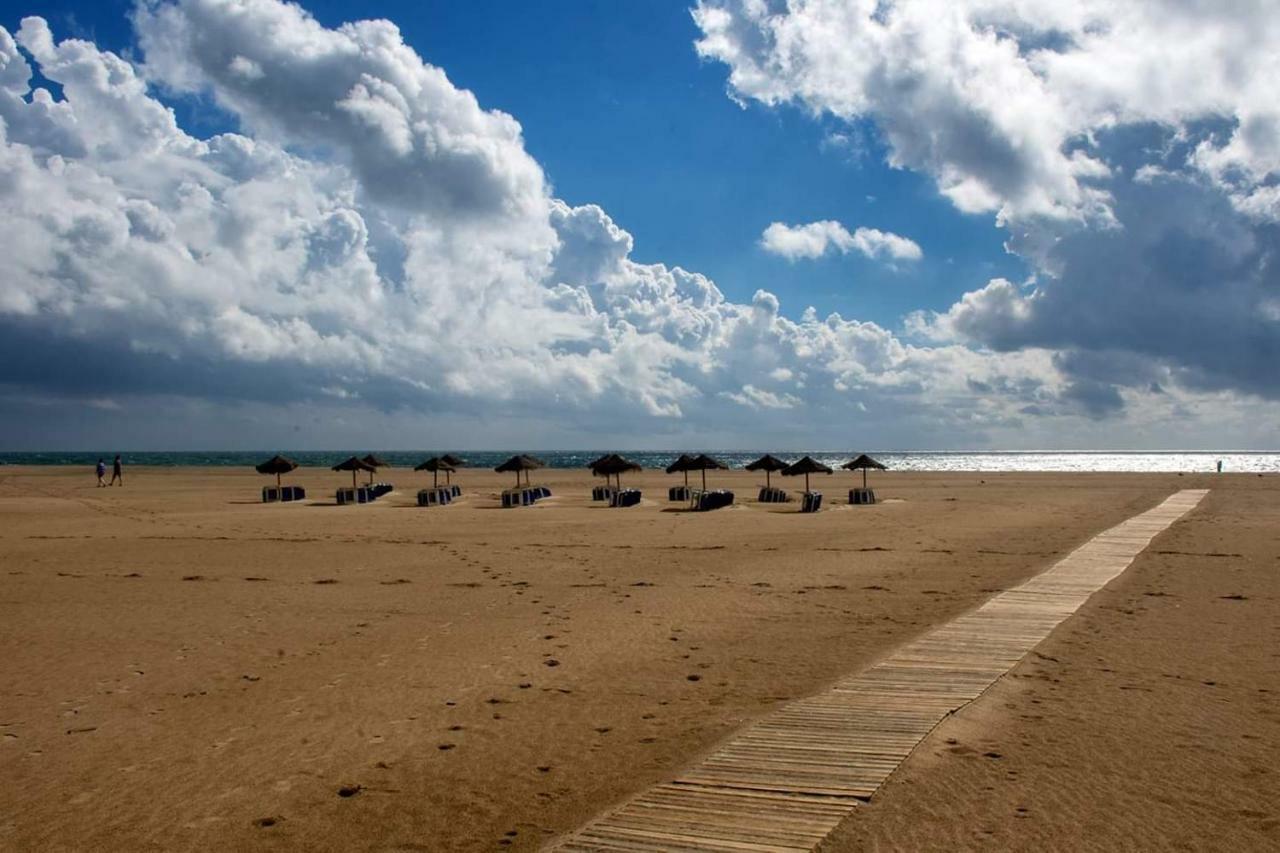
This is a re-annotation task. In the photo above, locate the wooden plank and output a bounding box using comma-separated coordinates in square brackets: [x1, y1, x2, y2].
[549, 489, 1207, 851]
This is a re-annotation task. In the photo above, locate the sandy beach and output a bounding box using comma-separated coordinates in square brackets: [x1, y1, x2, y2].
[1, 466, 1276, 851]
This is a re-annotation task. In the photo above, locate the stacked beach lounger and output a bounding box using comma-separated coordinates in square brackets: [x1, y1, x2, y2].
[849, 487, 876, 504]
[417, 486, 454, 506]
[261, 485, 306, 503]
[592, 485, 615, 502]
[801, 491, 823, 512]
[757, 486, 788, 503]
[336, 486, 373, 505]
[668, 485, 691, 501]
[609, 488, 642, 507]
[502, 485, 552, 508]
[689, 489, 734, 511]
[336, 482, 393, 505]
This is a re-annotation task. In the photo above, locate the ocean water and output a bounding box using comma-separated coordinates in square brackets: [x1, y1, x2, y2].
[1, 450, 1277, 473]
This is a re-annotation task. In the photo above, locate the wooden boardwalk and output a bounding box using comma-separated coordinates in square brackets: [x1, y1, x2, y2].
[553, 489, 1208, 851]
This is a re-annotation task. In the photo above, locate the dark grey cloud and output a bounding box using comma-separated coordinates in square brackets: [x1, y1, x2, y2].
[938, 163, 1280, 401]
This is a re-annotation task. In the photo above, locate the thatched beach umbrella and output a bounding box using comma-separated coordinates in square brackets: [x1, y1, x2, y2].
[782, 455, 833, 493]
[495, 454, 545, 488]
[332, 456, 376, 490]
[254, 454, 298, 490]
[688, 454, 729, 491]
[361, 454, 391, 485]
[744, 454, 790, 490]
[841, 453, 888, 490]
[414, 456, 456, 488]
[440, 454, 466, 484]
[590, 454, 642, 490]
[588, 454, 614, 490]
[665, 453, 698, 490]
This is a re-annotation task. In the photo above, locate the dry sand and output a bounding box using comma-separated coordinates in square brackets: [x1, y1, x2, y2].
[0, 465, 1274, 851]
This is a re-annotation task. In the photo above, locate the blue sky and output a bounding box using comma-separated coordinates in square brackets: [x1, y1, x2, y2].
[0, 1, 1276, 450]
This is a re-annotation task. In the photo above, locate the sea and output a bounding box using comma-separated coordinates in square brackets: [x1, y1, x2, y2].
[1, 451, 1278, 473]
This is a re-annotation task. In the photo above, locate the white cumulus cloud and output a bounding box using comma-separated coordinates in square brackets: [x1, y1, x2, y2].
[694, 0, 1280, 224]
[761, 220, 922, 261]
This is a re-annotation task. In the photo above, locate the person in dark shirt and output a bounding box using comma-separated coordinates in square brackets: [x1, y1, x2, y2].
[110, 455, 123, 486]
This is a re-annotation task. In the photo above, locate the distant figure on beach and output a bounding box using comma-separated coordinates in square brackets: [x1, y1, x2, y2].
[110, 455, 123, 486]
[96, 458, 106, 487]
[1217, 459, 1223, 473]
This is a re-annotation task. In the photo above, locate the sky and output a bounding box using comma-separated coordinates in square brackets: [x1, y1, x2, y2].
[0, 0, 1276, 450]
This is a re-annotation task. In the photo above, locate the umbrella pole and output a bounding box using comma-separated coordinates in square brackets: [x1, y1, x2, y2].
[863, 468, 868, 489]
[433, 470, 439, 488]
[766, 470, 771, 489]
[352, 470, 357, 490]
[277, 472, 282, 490]
[701, 468, 706, 491]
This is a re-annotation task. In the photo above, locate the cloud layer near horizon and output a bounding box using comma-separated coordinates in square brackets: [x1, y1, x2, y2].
[0, 0, 1276, 448]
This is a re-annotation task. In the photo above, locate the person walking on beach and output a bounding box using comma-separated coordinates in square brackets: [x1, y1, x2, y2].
[96, 458, 106, 487]
[109, 454, 123, 487]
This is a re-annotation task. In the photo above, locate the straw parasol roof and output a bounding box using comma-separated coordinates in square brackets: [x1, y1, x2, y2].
[841, 453, 887, 489]
[744, 453, 790, 489]
[665, 454, 696, 474]
[781, 455, 833, 493]
[495, 454, 546, 487]
[360, 453, 391, 485]
[333, 456, 376, 472]
[675, 453, 729, 491]
[254, 454, 297, 489]
[590, 454, 642, 489]
[590, 454, 641, 475]
[414, 456, 456, 488]
[332, 455, 376, 490]
[438, 454, 466, 483]
[664, 453, 696, 489]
